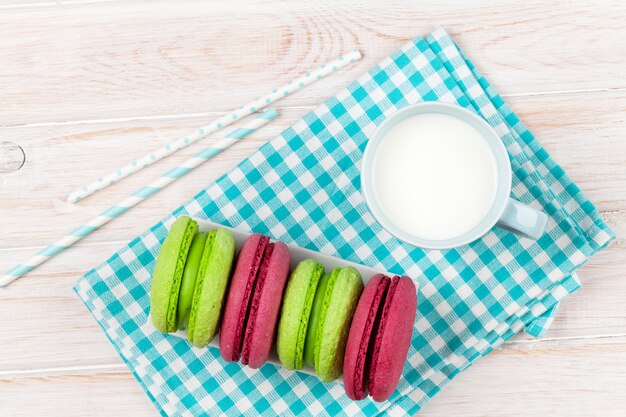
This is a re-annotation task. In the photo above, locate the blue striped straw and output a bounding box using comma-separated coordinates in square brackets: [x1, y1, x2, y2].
[66, 49, 362, 203]
[1, 109, 278, 287]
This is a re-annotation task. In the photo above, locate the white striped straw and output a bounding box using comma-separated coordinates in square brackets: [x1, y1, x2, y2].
[1, 110, 278, 288]
[66, 49, 362, 203]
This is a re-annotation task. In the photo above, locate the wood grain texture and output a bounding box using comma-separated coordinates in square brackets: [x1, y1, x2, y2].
[0, 0, 625, 416]
[2, 0, 626, 126]
[2, 337, 625, 417]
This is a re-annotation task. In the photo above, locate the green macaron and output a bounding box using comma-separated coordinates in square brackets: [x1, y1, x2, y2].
[276, 259, 324, 370]
[303, 272, 330, 367]
[176, 231, 208, 330]
[314, 266, 363, 381]
[150, 216, 198, 333]
[187, 228, 235, 348]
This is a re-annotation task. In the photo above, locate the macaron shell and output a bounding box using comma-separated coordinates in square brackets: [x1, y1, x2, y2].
[276, 259, 324, 370]
[187, 228, 235, 348]
[176, 232, 208, 330]
[343, 274, 389, 401]
[220, 234, 267, 362]
[315, 267, 363, 382]
[369, 276, 417, 402]
[241, 242, 291, 368]
[303, 272, 330, 367]
[150, 216, 198, 333]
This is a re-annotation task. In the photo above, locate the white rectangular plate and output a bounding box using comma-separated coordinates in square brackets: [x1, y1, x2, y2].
[149, 218, 399, 382]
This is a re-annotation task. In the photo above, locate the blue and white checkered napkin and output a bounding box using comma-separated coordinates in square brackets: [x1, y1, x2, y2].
[75, 28, 614, 416]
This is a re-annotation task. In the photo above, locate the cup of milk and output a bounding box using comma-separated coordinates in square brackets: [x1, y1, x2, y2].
[360, 102, 548, 249]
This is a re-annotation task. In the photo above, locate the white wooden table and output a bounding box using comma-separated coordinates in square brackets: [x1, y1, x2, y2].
[1, 1, 625, 415]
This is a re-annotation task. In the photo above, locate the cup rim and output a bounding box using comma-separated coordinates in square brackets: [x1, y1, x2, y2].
[361, 102, 513, 249]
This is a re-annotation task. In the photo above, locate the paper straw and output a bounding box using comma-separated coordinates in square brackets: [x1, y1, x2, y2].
[1, 110, 278, 288]
[66, 49, 362, 203]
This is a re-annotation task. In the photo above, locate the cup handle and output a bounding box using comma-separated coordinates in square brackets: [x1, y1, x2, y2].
[496, 198, 548, 240]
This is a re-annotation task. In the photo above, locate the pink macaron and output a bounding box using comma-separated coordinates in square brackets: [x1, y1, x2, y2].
[220, 233, 290, 368]
[343, 274, 417, 402]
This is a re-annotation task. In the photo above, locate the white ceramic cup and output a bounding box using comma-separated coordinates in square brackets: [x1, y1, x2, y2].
[360, 102, 548, 249]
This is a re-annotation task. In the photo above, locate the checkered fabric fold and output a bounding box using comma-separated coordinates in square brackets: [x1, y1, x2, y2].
[75, 28, 614, 416]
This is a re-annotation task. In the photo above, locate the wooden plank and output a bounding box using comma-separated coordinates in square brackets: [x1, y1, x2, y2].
[0, 370, 156, 417]
[0, 0, 117, 7]
[1, 89, 625, 251]
[0, 0, 121, 7]
[1, 336, 625, 417]
[420, 336, 626, 417]
[1, 0, 626, 126]
[0, 215, 622, 372]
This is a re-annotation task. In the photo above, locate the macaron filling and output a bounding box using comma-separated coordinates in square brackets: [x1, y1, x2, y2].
[368, 276, 400, 388]
[353, 276, 390, 400]
[176, 231, 208, 330]
[231, 235, 270, 361]
[241, 242, 275, 365]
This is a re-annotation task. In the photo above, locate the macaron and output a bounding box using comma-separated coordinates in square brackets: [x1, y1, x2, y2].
[150, 216, 198, 333]
[276, 259, 325, 370]
[150, 216, 236, 348]
[343, 275, 417, 402]
[313, 266, 363, 381]
[220, 233, 291, 368]
[186, 227, 236, 348]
